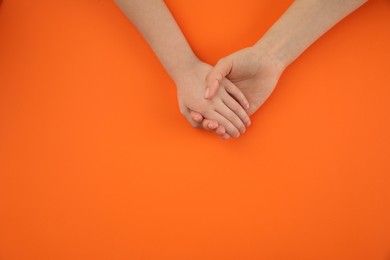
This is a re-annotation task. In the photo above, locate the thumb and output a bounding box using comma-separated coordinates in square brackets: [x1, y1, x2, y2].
[205, 58, 233, 99]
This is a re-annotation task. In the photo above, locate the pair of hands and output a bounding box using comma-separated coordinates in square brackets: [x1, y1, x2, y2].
[114, 0, 366, 140]
[176, 46, 285, 140]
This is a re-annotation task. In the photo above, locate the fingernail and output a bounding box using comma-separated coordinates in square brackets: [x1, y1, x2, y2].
[246, 103, 250, 110]
[204, 88, 210, 98]
[247, 120, 251, 126]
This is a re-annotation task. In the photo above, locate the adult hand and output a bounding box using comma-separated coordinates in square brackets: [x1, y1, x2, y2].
[190, 46, 285, 139]
[190, 0, 367, 140]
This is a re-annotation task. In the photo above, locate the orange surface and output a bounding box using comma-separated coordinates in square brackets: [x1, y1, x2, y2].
[1, 0, 390, 259]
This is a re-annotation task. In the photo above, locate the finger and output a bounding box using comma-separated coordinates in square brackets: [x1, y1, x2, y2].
[223, 79, 250, 111]
[216, 125, 226, 135]
[182, 109, 202, 128]
[205, 58, 233, 99]
[221, 90, 251, 127]
[190, 111, 204, 123]
[215, 101, 247, 135]
[202, 119, 219, 131]
[205, 110, 241, 138]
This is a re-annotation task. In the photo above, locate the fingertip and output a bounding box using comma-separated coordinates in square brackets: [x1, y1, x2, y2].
[216, 126, 226, 135]
[190, 111, 203, 122]
[208, 121, 218, 130]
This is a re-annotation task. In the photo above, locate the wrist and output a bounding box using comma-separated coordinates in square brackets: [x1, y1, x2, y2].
[252, 42, 289, 73]
[167, 53, 201, 84]
[170, 55, 203, 85]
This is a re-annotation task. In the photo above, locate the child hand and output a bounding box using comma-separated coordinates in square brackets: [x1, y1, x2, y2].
[175, 59, 251, 138]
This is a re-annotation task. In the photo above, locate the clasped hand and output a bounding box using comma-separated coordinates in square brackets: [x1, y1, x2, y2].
[178, 46, 284, 140]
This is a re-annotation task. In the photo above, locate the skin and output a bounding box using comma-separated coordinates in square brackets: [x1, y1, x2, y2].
[191, 0, 369, 140]
[114, 0, 251, 138]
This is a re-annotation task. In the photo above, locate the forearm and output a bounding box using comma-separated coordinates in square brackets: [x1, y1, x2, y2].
[114, 0, 198, 82]
[254, 0, 368, 69]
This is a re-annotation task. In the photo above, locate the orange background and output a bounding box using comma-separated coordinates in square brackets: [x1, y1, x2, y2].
[1, 0, 390, 259]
